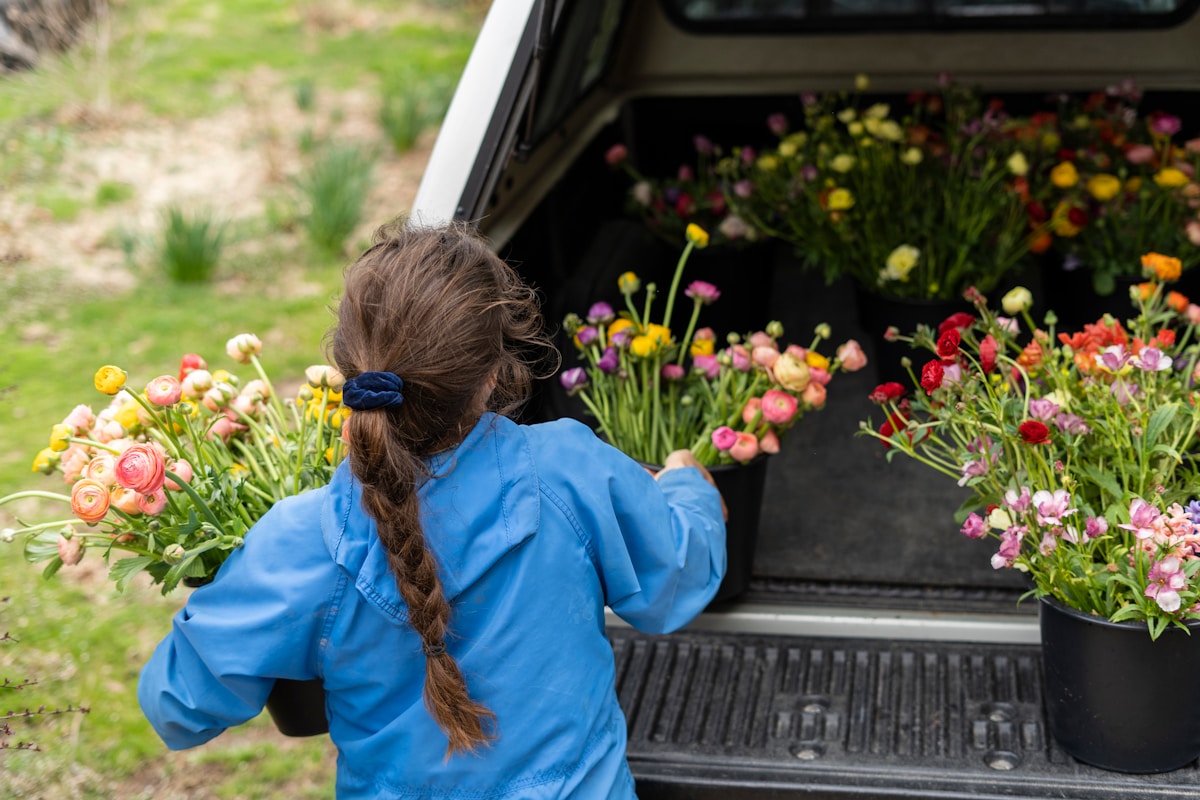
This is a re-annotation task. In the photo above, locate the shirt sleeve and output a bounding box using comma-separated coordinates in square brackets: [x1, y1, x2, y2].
[535, 420, 727, 634]
[137, 491, 332, 750]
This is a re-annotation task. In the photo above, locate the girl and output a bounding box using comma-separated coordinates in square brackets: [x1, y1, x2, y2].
[139, 220, 726, 798]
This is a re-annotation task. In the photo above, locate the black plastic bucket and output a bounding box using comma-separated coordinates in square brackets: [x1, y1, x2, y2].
[706, 455, 769, 605]
[265, 677, 329, 737]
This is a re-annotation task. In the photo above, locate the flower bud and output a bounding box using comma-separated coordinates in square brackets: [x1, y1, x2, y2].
[1001, 286, 1033, 315]
[94, 365, 127, 395]
[162, 543, 186, 564]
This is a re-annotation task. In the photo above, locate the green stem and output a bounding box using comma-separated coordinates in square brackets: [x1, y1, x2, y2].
[661, 240, 696, 330]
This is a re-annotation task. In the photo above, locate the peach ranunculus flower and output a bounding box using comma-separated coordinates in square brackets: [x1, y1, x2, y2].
[1142, 252, 1183, 282]
[57, 533, 84, 566]
[758, 429, 781, 455]
[225, 333, 263, 364]
[59, 445, 90, 483]
[165, 458, 193, 490]
[181, 369, 214, 399]
[137, 489, 169, 516]
[836, 339, 868, 372]
[752, 346, 780, 369]
[62, 404, 95, 434]
[729, 432, 760, 464]
[83, 453, 118, 487]
[110, 486, 143, 516]
[114, 442, 166, 494]
[146, 375, 183, 407]
[741, 397, 763, 425]
[802, 381, 827, 409]
[305, 365, 346, 391]
[70, 478, 111, 524]
[94, 365, 127, 395]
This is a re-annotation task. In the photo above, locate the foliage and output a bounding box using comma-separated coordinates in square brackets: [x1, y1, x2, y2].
[561, 225, 866, 466]
[294, 143, 377, 255]
[159, 206, 226, 283]
[0, 337, 348, 594]
[727, 73, 1042, 301]
[378, 72, 454, 154]
[604, 136, 761, 248]
[861, 254, 1200, 638]
[1032, 82, 1200, 295]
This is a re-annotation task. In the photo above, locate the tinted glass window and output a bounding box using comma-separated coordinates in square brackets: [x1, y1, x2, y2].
[664, 0, 1198, 31]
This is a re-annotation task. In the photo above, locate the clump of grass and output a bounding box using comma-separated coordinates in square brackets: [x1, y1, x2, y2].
[34, 189, 85, 222]
[159, 206, 226, 283]
[378, 75, 454, 154]
[94, 180, 134, 206]
[293, 77, 316, 112]
[293, 144, 376, 257]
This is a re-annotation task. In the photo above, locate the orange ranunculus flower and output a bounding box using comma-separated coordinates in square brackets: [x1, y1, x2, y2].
[1141, 252, 1183, 282]
[1136, 282, 1157, 301]
[70, 478, 111, 524]
[1017, 339, 1043, 370]
[1028, 230, 1053, 254]
[1168, 291, 1189, 312]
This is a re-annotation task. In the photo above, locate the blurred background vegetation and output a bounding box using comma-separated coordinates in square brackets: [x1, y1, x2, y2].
[0, 0, 486, 795]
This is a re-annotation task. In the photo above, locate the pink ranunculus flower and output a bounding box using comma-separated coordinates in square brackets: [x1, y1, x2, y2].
[1187, 220, 1200, 248]
[693, 354, 720, 379]
[70, 478, 111, 524]
[62, 404, 95, 434]
[729, 432, 760, 463]
[1125, 143, 1157, 165]
[110, 486, 143, 516]
[711, 426, 738, 451]
[137, 489, 169, 516]
[752, 346, 779, 369]
[808, 366, 831, 387]
[772, 352, 811, 392]
[57, 534, 84, 566]
[113, 442, 166, 495]
[761, 389, 799, 425]
[661, 364, 686, 381]
[749, 331, 775, 349]
[231, 393, 263, 420]
[685, 280, 721, 305]
[960, 513, 987, 539]
[801, 381, 826, 409]
[146, 375, 183, 407]
[206, 416, 246, 443]
[604, 143, 627, 166]
[729, 345, 752, 372]
[165, 458, 193, 490]
[836, 339, 868, 372]
[758, 429, 780, 454]
[202, 382, 237, 413]
[240, 379, 271, 402]
[181, 369, 214, 398]
[59, 445, 90, 483]
[101, 419, 126, 442]
[83, 453, 117, 487]
[741, 397, 763, 425]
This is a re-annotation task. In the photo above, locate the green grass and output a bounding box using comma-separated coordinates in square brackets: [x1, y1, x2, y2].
[0, 2, 484, 792]
[159, 205, 227, 283]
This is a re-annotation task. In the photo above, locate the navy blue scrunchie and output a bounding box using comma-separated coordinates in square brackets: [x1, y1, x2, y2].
[342, 371, 405, 411]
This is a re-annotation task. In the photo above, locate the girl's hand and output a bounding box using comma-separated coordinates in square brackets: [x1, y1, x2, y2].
[656, 449, 727, 521]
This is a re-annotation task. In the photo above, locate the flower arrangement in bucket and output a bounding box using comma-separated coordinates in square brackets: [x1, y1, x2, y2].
[861, 254, 1200, 635]
[858, 253, 1200, 772]
[725, 73, 1046, 301]
[0, 335, 348, 594]
[604, 138, 760, 248]
[1033, 80, 1200, 296]
[560, 224, 867, 468]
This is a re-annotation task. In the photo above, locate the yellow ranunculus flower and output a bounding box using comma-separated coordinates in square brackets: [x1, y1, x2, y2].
[617, 272, 640, 294]
[877, 120, 903, 141]
[1006, 152, 1029, 177]
[690, 338, 714, 357]
[827, 188, 855, 211]
[629, 336, 656, 357]
[607, 318, 635, 346]
[901, 147, 923, 165]
[854, 73, 870, 91]
[784, 132, 807, 149]
[777, 141, 797, 158]
[1086, 174, 1121, 202]
[211, 369, 236, 385]
[48, 423, 72, 452]
[32, 447, 57, 474]
[1050, 161, 1079, 189]
[830, 154, 856, 173]
[329, 406, 351, 430]
[113, 401, 140, 432]
[1051, 202, 1081, 238]
[882, 244, 921, 283]
[756, 154, 780, 172]
[805, 351, 830, 371]
[94, 365, 127, 395]
[836, 108, 857, 124]
[1154, 168, 1189, 188]
[848, 121, 864, 137]
[685, 223, 710, 248]
[864, 103, 889, 120]
[645, 324, 672, 346]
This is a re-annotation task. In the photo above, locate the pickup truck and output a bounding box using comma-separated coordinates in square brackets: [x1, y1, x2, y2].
[412, 2, 1200, 797]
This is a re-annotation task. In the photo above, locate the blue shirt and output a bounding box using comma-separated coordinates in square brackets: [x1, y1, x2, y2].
[138, 414, 726, 799]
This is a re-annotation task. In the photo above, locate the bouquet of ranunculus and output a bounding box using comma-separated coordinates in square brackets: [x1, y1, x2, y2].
[1033, 82, 1200, 295]
[860, 254, 1200, 638]
[726, 73, 1045, 301]
[0, 335, 347, 593]
[560, 224, 867, 466]
[604, 137, 760, 248]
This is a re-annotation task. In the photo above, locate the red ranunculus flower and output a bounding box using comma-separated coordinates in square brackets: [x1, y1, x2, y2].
[938, 312, 975, 338]
[979, 334, 998, 374]
[936, 329, 961, 361]
[920, 360, 945, 394]
[1019, 420, 1052, 445]
[869, 382, 907, 404]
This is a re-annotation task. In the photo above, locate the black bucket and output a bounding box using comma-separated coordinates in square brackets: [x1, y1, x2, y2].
[265, 677, 329, 737]
[706, 455, 769, 605]
[1039, 596, 1200, 773]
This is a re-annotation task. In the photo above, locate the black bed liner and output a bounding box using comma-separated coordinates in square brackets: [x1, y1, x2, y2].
[610, 624, 1200, 799]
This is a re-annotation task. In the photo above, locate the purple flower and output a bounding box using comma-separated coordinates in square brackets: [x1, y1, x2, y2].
[587, 302, 615, 325]
[663, 187, 681, 205]
[767, 113, 788, 137]
[559, 367, 588, 396]
[991, 525, 1026, 569]
[1187, 500, 1200, 527]
[1032, 489, 1075, 527]
[1098, 344, 1130, 372]
[1054, 412, 1090, 435]
[1150, 113, 1182, 137]
[799, 164, 819, 182]
[661, 364, 685, 381]
[677, 165, 695, 182]
[576, 325, 599, 346]
[1110, 380, 1139, 405]
[1004, 486, 1031, 513]
[960, 513, 986, 539]
[1038, 530, 1058, 556]
[957, 458, 990, 487]
[1131, 346, 1172, 372]
[734, 179, 754, 199]
[596, 347, 619, 374]
[1062, 253, 1084, 272]
[800, 91, 818, 108]
[1118, 497, 1159, 540]
[685, 280, 721, 305]
[1029, 398, 1060, 421]
[1085, 516, 1108, 539]
[693, 134, 714, 155]
[611, 328, 634, 349]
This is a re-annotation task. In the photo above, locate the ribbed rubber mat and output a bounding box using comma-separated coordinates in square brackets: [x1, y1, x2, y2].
[610, 627, 1200, 799]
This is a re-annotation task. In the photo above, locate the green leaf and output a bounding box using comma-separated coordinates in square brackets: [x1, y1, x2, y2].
[109, 556, 155, 592]
[1081, 463, 1124, 505]
[1144, 404, 1178, 449]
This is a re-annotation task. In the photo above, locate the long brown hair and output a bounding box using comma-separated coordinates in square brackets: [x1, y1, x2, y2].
[330, 219, 556, 756]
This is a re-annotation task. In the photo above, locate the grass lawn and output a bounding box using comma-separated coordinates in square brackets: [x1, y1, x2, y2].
[0, 1, 485, 795]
